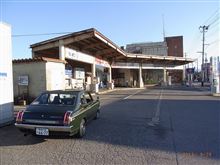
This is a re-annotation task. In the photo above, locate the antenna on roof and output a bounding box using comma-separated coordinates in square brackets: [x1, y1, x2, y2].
[162, 14, 166, 40]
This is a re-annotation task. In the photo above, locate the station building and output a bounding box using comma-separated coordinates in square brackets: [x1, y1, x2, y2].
[114, 36, 184, 87]
[13, 28, 193, 102]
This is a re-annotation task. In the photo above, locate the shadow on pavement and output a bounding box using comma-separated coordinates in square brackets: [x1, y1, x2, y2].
[0, 125, 45, 146]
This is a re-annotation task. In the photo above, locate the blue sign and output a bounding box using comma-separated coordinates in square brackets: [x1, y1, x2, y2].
[0, 72, 7, 77]
[186, 68, 195, 74]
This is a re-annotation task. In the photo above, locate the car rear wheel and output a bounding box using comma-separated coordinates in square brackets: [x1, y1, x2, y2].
[94, 109, 100, 120]
[76, 119, 86, 138]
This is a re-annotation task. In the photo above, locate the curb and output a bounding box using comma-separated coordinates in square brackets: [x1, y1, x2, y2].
[97, 89, 116, 94]
[212, 93, 220, 97]
[97, 87, 146, 94]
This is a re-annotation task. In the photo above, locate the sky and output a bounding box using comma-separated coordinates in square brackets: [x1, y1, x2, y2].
[0, 0, 219, 68]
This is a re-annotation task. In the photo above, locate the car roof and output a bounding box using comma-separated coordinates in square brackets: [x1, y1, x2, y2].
[43, 89, 84, 94]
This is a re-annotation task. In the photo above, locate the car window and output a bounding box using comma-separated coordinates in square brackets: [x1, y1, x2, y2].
[32, 92, 76, 106]
[60, 94, 76, 105]
[49, 94, 60, 104]
[80, 94, 87, 105]
[85, 93, 93, 103]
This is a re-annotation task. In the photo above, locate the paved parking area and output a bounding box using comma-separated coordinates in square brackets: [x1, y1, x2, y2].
[0, 86, 219, 165]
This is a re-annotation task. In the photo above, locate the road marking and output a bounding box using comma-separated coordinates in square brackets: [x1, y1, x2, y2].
[122, 90, 141, 100]
[148, 88, 163, 126]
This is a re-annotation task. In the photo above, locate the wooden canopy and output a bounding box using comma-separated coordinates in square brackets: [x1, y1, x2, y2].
[30, 28, 194, 66]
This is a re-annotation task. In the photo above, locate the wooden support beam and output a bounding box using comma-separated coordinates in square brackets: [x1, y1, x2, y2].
[32, 32, 94, 52]
[82, 42, 104, 50]
[95, 48, 115, 56]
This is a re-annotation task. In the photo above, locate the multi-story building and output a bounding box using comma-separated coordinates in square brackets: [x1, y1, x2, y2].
[126, 41, 167, 56]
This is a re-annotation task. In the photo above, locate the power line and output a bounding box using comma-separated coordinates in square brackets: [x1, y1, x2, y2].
[203, 8, 220, 25]
[187, 9, 219, 58]
[186, 9, 219, 55]
[209, 39, 220, 45]
[207, 19, 220, 32]
[12, 31, 72, 37]
[208, 15, 220, 27]
[206, 27, 219, 38]
[206, 39, 220, 50]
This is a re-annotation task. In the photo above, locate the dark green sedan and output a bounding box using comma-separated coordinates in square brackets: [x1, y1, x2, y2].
[15, 90, 100, 138]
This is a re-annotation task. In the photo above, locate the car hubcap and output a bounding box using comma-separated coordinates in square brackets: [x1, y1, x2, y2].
[81, 120, 85, 136]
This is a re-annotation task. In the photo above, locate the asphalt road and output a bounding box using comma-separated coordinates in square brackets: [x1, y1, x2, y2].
[0, 86, 219, 165]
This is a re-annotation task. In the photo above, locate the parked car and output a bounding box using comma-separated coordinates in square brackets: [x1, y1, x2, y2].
[15, 90, 100, 138]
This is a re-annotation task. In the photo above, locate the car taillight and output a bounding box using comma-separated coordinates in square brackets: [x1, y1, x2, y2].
[63, 111, 72, 125]
[16, 111, 24, 123]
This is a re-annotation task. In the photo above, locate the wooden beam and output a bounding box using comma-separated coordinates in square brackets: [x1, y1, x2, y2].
[32, 32, 94, 52]
[63, 32, 94, 45]
[32, 41, 59, 52]
[81, 42, 104, 50]
[95, 48, 115, 56]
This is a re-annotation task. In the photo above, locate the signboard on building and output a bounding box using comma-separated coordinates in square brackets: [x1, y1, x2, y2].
[74, 68, 85, 79]
[65, 48, 94, 64]
[186, 68, 195, 74]
[95, 58, 110, 68]
[65, 64, 72, 78]
[0, 72, 7, 80]
[18, 75, 29, 86]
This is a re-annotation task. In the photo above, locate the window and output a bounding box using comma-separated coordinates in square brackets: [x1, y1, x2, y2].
[32, 93, 76, 106]
[85, 93, 93, 103]
[80, 94, 87, 105]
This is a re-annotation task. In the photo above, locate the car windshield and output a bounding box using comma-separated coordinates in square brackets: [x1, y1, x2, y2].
[31, 93, 77, 106]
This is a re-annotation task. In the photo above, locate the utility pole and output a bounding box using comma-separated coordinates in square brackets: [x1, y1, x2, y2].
[199, 25, 209, 86]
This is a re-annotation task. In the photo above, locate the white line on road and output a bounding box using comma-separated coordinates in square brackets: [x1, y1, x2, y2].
[148, 88, 163, 126]
[123, 90, 141, 100]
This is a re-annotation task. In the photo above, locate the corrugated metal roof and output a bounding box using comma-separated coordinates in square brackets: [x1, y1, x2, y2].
[13, 57, 66, 64]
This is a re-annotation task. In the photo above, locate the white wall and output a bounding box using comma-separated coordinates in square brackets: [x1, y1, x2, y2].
[0, 22, 14, 126]
[46, 62, 65, 90]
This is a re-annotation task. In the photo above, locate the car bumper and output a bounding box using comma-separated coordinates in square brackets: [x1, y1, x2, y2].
[15, 123, 72, 132]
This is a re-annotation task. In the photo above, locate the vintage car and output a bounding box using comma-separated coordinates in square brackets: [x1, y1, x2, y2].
[15, 90, 100, 138]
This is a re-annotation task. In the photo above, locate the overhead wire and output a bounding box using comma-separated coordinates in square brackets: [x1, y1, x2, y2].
[12, 31, 72, 37]
[208, 15, 220, 27]
[186, 9, 220, 69]
[203, 8, 219, 25]
[186, 9, 219, 55]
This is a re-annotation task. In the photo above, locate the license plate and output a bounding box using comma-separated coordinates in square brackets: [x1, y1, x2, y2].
[36, 128, 49, 136]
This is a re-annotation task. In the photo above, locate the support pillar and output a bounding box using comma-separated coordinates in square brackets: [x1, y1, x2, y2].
[163, 67, 167, 86]
[107, 66, 114, 89]
[183, 65, 186, 82]
[32, 50, 36, 58]
[109, 66, 112, 83]
[139, 63, 144, 88]
[91, 62, 96, 82]
[91, 62, 98, 92]
[59, 40, 65, 60]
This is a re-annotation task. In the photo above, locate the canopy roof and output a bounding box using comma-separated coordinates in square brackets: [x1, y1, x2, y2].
[30, 28, 194, 66]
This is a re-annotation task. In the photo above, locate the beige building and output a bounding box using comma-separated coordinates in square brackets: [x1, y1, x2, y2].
[13, 57, 66, 103]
